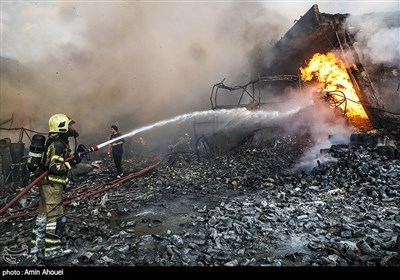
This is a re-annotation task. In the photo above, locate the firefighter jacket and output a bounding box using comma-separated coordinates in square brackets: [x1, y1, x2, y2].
[44, 139, 72, 185]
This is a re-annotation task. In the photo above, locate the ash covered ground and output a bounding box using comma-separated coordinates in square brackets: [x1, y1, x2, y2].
[1, 127, 400, 269]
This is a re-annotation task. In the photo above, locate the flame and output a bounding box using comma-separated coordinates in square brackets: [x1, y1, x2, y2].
[300, 52, 370, 124]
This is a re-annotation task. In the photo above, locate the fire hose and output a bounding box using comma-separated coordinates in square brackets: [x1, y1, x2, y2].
[0, 144, 100, 216]
[0, 171, 48, 216]
[0, 111, 195, 217]
[1, 161, 160, 220]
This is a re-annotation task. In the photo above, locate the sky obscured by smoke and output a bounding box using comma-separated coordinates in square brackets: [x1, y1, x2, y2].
[1, 1, 399, 147]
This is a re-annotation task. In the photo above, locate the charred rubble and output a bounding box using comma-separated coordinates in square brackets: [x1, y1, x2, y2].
[1, 4, 400, 267]
[0, 129, 400, 267]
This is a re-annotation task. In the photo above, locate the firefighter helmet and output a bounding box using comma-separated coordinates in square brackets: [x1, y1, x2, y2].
[48, 114, 75, 133]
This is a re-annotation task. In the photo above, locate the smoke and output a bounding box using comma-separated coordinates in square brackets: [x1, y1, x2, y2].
[344, 11, 400, 113]
[274, 87, 354, 172]
[1, 2, 291, 143]
[1, 1, 397, 158]
[346, 12, 400, 65]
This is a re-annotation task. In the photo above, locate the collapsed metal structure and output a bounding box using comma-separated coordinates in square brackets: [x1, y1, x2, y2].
[261, 4, 400, 130]
[196, 4, 400, 158]
[211, 5, 400, 129]
[210, 75, 304, 110]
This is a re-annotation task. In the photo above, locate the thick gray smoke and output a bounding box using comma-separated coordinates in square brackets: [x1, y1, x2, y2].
[1, 2, 398, 160]
[1, 2, 290, 142]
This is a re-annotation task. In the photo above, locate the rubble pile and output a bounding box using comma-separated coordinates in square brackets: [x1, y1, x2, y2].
[1, 131, 399, 267]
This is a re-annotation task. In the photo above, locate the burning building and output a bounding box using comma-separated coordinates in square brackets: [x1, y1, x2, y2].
[1, 4, 400, 184]
[1, 4, 400, 267]
[210, 4, 399, 130]
[260, 4, 400, 131]
[196, 4, 400, 160]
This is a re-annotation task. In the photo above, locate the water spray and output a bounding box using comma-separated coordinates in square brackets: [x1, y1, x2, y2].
[0, 109, 225, 216]
[77, 109, 247, 156]
[1, 107, 304, 217]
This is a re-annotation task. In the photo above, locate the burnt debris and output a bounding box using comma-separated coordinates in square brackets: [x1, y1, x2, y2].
[1, 129, 400, 267]
[1, 4, 400, 267]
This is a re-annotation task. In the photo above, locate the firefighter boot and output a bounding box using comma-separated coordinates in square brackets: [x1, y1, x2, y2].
[30, 215, 46, 254]
[41, 215, 72, 260]
[42, 233, 72, 260]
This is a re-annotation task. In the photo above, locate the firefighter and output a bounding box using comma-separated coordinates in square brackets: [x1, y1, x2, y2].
[30, 113, 82, 260]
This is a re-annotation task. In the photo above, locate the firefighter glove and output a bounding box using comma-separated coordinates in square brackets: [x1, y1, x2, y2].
[71, 152, 82, 165]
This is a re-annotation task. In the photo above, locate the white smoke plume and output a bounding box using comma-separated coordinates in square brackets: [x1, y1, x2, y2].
[346, 12, 400, 65]
[344, 11, 400, 113]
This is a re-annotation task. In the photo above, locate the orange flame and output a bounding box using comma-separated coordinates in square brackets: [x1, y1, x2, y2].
[300, 52, 369, 122]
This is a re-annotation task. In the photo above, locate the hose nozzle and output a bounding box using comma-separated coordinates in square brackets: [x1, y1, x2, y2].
[88, 145, 99, 153]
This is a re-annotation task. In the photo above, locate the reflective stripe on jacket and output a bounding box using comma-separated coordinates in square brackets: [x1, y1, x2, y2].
[44, 140, 71, 185]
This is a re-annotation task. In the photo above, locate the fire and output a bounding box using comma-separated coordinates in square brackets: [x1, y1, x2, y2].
[300, 52, 370, 123]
